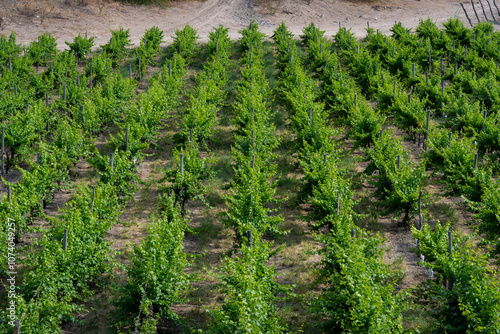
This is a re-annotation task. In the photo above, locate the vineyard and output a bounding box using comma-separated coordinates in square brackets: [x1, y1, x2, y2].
[0, 17, 500, 333]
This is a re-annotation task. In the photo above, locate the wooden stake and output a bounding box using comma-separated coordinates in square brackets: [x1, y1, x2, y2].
[397, 155, 400, 169]
[474, 153, 478, 169]
[252, 154, 255, 169]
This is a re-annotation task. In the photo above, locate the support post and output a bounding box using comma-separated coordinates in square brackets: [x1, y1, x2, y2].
[247, 230, 252, 247]
[337, 191, 340, 216]
[91, 186, 95, 213]
[63, 229, 68, 251]
[180, 153, 184, 174]
[125, 127, 129, 151]
[109, 153, 114, 171]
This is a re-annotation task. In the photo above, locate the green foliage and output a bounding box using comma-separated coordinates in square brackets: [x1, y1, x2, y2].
[135, 26, 164, 74]
[467, 179, 500, 258]
[412, 223, 500, 333]
[172, 25, 199, 62]
[161, 141, 214, 216]
[125, 194, 191, 325]
[101, 27, 132, 67]
[28, 33, 57, 65]
[223, 155, 284, 242]
[87, 52, 113, 85]
[365, 131, 425, 222]
[208, 238, 287, 334]
[88, 149, 141, 203]
[0, 31, 22, 68]
[65, 33, 95, 60]
[239, 20, 266, 54]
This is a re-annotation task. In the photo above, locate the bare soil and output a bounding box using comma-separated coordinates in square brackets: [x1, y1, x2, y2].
[0, 0, 487, 48]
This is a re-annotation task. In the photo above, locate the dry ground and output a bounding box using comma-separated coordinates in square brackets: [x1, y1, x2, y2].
[0, 0, 492, 47]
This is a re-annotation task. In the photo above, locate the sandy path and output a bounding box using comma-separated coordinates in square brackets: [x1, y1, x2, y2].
[1, 0, 495, 48]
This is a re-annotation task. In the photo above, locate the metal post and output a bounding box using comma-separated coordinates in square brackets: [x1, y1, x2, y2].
[337, 191, 340, 216]
[63, 229, 68, 251]
[482, 110, 487, 132]
[91, 186, 95, 213]
[1, 127, 4, 177]
[109, 153, 114, 171]
[252, 154, 255, 169]
[125, 127, 129, 151]
[247, 230, 252, 247]
[180, 153, 184, 174]
[418, 191, 422, 230]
